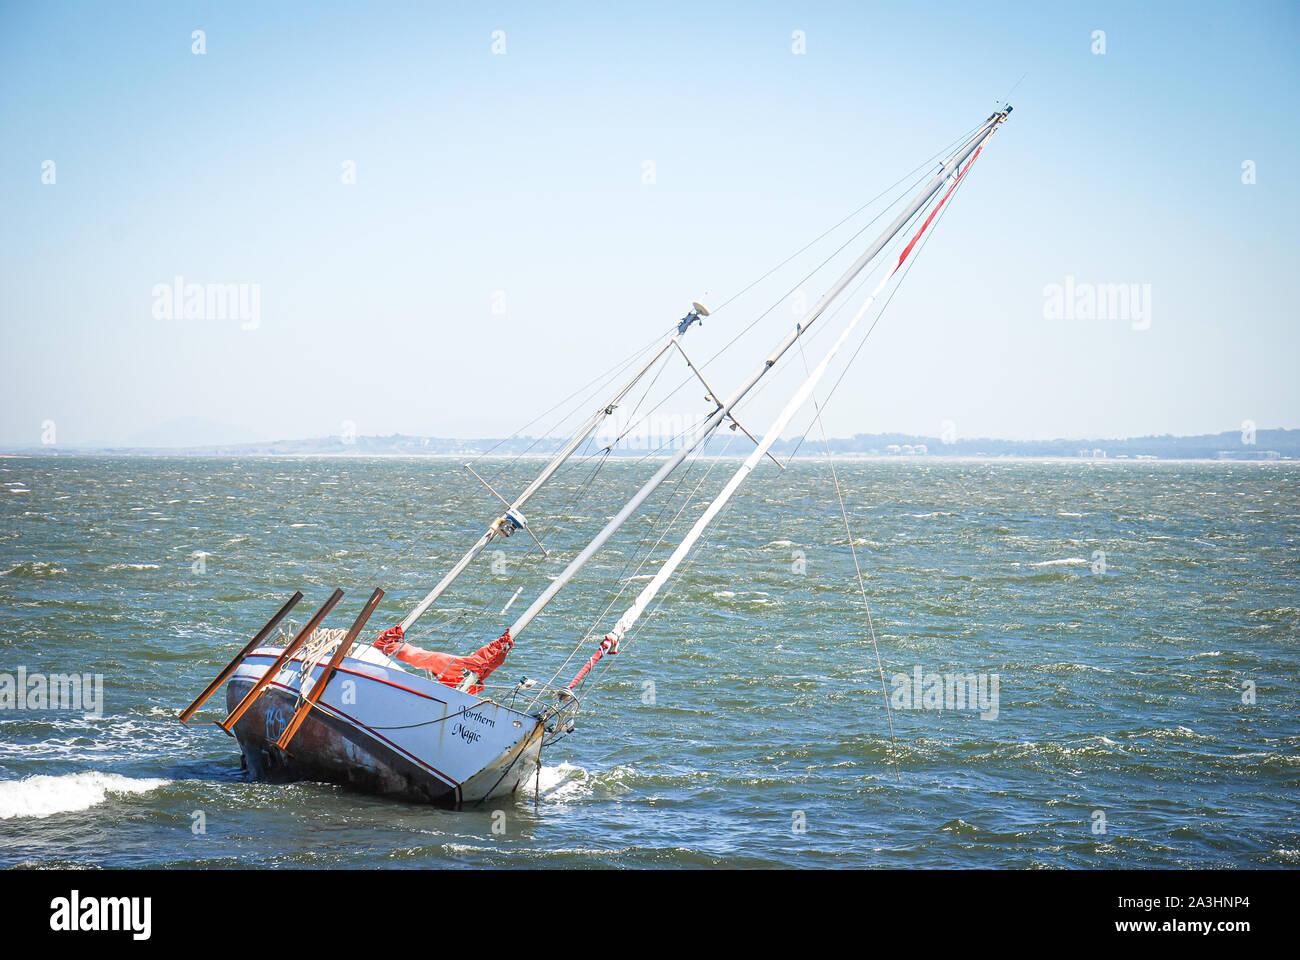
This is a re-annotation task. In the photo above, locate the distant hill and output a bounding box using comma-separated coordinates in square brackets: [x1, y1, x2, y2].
[124, 416, 263, 449]
[5, 428, 1297, 460]
[769, 428, 1300, 461]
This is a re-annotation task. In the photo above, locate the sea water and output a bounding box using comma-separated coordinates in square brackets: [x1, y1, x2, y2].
[0, 456, 1296, 867]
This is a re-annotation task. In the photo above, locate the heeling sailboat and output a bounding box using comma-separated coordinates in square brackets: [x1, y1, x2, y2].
[179, 106, 1012, 806]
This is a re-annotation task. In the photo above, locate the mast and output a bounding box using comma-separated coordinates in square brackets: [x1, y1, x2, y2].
[506, 108, 1010, 643]
[579, 111, 1010, 668]
[400, 304, 707, 633]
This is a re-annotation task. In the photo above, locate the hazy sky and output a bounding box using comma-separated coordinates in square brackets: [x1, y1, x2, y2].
[2, 1, 1297, 447]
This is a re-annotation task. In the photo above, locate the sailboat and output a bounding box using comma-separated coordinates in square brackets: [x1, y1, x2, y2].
[179, 106, 1013, 806]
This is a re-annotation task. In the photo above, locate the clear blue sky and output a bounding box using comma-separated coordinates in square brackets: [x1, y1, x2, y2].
[2, 0, 1297, 446]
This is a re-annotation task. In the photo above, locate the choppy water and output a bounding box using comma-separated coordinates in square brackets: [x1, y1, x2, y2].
[0, 456, 1296, 868]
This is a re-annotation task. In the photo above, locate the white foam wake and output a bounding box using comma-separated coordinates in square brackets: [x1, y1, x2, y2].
[0, 772, 170, 820]
[535, 762, 590, 802]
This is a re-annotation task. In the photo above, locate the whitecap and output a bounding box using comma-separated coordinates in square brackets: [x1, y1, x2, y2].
[535, 762, 591, 803]
[0, 772, 170, 820]
[0, 560, 67, 577]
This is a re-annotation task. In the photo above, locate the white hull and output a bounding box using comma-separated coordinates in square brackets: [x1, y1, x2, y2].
[226, 645, 547, 806]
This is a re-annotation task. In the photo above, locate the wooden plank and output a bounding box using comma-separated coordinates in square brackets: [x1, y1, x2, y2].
[275, 587, 384, 751]
[219, 588, 344, 733]
[178, 591, 304, 725]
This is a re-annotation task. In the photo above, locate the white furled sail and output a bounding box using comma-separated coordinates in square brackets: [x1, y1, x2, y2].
[182, 105, 1014, 808]
[515, 108, 1012, 650]
[566, 108, 1012, 688]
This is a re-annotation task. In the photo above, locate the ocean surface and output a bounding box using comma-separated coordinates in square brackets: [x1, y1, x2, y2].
[0, 455, 1296, 868]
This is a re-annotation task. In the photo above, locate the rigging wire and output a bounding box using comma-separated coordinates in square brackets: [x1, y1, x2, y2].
[603, 117, 981, 454]
[571, 218, 928, 706]
[519, 118, 985, 470]
[572, 157, 980, 732]
[497, 167, 951, 672]
[452, 374, 733, 650]
[609, 162, 940, 449]
[409, 119, 994, 679]
[489, 343, 662, 472]
[467, 327, 676, 467]
[436, 440, 615, 645]
[787, 151, 981, 462]
[458, 122, 975, 475]
[793, 337, 899, 781]
[465, 116, 983, 483]
[545, 429, 740, 689]
[708, 117, 985, 316]
[778, 148, 983, 779]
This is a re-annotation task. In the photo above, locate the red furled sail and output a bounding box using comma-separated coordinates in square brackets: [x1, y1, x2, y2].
[374, 625, 513, 694]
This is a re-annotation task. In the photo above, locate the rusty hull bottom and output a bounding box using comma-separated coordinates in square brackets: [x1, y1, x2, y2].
[225, 680, 516, 808]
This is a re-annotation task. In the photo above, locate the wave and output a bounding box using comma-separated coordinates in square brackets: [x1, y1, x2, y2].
[534, 762, 642, 804]
[535, 762, 590, 802]
[0, 771, 170, 820]
[0, 560, 66, 578]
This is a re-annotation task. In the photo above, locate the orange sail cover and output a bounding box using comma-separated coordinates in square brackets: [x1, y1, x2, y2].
[373, 626, 512, 694]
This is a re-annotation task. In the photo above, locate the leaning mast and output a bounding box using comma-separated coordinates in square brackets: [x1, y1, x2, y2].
[503, 108, 1012, 645]
[570, 109, 1013, 682]
[400, 304, 709, 634]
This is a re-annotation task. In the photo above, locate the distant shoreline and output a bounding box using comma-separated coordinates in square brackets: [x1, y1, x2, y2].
[2, 452, 1294, 465]
[3, 427, 1296, 463]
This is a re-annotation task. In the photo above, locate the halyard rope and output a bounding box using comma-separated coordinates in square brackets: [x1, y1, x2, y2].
[793, 336, 899, 781]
